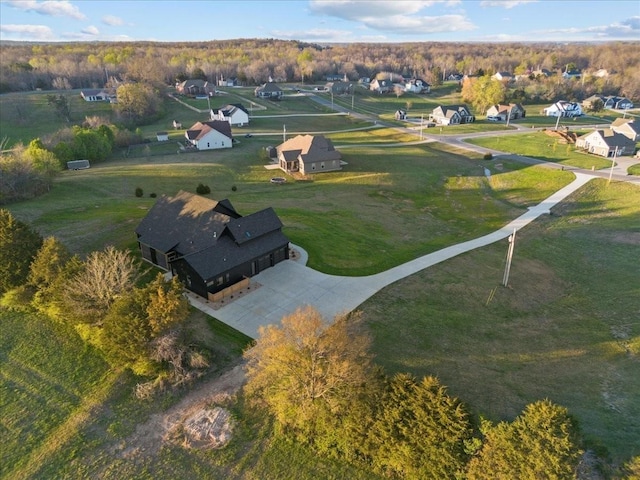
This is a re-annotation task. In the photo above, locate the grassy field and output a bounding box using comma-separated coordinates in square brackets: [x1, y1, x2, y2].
[361, 178, 640, 462]
[7, 139, 574, 274]
[466, 131, 618, 170]
[3, 86, 640, 475]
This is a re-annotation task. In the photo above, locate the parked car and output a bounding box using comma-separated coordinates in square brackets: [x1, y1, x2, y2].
[487, 115, 501, 122]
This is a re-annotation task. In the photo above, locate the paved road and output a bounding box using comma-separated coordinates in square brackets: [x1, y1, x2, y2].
[186, 95, 639, 337]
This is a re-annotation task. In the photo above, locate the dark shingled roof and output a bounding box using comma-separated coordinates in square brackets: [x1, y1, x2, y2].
[136, 191, 289, 281]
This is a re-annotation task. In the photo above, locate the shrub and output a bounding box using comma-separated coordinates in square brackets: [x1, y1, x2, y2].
[231, 185, 237, 192]
[483, 153, 493, 160]
[150, 192, 157, 198]
[196, 183, 211, 195]
[135, 187, 143, 197]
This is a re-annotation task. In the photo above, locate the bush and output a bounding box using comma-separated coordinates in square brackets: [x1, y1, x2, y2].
[196, 183, 211, 195]
[135, 187, 143, 197]
[231, 185, 237, 192]
[150, 192, 157, 198]
[483, 153, 493, 160]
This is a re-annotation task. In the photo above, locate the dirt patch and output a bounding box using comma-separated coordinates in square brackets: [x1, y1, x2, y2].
[111, 363, 246, 461]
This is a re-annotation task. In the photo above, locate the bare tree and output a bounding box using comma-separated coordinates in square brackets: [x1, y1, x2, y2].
[65, 246, 140, 322]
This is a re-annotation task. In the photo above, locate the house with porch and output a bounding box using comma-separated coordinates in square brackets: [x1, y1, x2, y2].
[135, 191, 290, 299]
[276, 134, 342, 175]
[405, 78, 430, 93]
[370, 78, 392, 94]
[255, 82, 284, 99]
[575, 129, 636, 157]
[325, 80, 351, 95]
[429, 104, 475, 125]
[486, 103, 526, 121]
[184, 120, 233, 150]
[543, 101, 583, 117]
[210, 104, 250, 126]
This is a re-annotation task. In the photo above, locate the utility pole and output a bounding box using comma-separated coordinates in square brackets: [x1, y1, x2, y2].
[502, 228, 517, 287]
[608, 146, 618, 185]
[420, 114, 424, 140]
[283, 124, 286, 142]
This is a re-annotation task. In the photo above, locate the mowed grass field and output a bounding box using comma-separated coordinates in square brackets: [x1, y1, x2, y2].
[2, 87, 640, 476]
[361, 179, 640, 462]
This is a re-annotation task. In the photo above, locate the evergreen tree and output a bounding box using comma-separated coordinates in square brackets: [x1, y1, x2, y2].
[467, 399, 582, 480]
[0, 209, 43, 294]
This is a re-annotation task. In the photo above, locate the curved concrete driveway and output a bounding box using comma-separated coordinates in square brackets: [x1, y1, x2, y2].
[188, 172, 596, 339]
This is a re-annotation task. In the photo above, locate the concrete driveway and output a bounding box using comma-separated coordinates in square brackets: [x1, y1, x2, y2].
[188, 172, 597, 339]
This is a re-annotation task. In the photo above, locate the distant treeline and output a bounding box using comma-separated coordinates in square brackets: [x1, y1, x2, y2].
[1, 39, 638, 100]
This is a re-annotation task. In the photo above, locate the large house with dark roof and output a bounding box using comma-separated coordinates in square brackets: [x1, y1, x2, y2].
[135, 191, 289, 298]
[184, 120, 233, 150]
[276, 134, 342, 175]
[210, 103, 249, 126]
[575, 129, 636, 157]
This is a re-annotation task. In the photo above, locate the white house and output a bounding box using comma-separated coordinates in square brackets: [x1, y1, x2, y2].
[210, 104, 250, 126]
[575, 129, 636, 157]
[404, 78, 430, 93]
[542, 101, 583, 117]
[429, 105, 475, 125]
[185, 120, 233, 150]
[80, 89, 110, 101]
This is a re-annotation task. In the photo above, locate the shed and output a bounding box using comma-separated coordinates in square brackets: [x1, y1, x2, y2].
[67, 160, 90, 170]
[157, 131, 169, 142]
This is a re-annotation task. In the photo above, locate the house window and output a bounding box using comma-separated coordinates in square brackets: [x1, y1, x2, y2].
[321, 163, 325, 169]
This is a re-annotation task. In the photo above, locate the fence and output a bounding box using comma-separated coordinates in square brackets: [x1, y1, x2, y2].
[207, 277, 251, 303]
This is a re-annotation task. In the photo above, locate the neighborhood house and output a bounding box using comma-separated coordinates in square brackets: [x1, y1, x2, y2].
[135, 191, 290, 299]
[485, 103, 526, 121]
[185, 120, 233, 150]
[176, 79, 215, 96]
[255, 82, 284, 99]
[275, 134, 342, 175]
[542, 101, 583, 117]
[80, 89, 111, 101]
[575, 129, 636, 157]
[429, 104, 475, 125]
[210, 104, 250, 126]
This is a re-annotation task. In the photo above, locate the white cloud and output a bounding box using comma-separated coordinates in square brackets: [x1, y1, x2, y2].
[480, 0, 537, 8]
[4, 0, 86, 20]
[0, 23, 54, 39]
[102, 14, 124, 26]
[536, 16, 640, 39]
[81, 25, 99, 35]
[309, 0, 474, 35]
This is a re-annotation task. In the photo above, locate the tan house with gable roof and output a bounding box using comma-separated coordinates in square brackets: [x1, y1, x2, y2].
[276, 134, 342, 175]
[610, 118, 639, 142]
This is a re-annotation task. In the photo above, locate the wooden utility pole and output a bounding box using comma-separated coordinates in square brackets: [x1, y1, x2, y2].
[503, 228, 517, 287]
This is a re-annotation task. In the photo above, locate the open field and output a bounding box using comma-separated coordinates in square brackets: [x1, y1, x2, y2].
[361, 178, 640, 462]
[7, 139, 574, 274]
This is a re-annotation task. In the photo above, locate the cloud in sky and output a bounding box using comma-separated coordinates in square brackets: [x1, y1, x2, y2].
[309, 0, 475, 35]
[0, 23, 54, 39]
[480, 0, 538, 8]
[102, 14, 124, 26]
[4, 0, 86, 20]
[537, 16, 640, 39]
[81, 25, 99, 36]
[272, 28, 354, 42]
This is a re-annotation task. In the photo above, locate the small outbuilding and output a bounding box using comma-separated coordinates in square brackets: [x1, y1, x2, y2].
[66, 160, 90, 170]
[156, 132, 169, 142]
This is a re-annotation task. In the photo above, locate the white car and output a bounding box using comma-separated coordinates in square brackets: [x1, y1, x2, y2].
[487, 115, 501, 122]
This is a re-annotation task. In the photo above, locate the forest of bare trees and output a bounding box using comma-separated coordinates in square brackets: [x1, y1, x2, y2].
[1, 39, 638, 101]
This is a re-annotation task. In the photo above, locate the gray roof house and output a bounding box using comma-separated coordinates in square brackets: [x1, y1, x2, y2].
[575, 129, 636, 157]
[255, 82, 284, 99]
[135, 191, 290, 299]
[429, 104, 475, 125]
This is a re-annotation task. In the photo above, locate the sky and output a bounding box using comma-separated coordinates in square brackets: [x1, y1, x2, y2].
[0, 0, 639, 43]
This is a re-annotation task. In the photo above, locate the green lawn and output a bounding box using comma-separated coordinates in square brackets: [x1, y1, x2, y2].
[7, 140, 573, 275]
[466, 131, 616, 169]
[361, 178, 640, 462]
